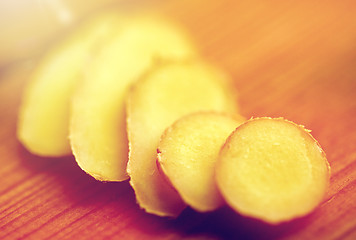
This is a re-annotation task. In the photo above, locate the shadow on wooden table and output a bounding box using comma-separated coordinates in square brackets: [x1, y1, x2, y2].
[12, 140, 317, 239]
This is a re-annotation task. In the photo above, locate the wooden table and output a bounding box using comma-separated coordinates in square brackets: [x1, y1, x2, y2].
[1, 0, 356, 239]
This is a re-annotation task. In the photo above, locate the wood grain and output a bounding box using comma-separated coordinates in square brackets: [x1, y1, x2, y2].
[1, 0, 356, 239]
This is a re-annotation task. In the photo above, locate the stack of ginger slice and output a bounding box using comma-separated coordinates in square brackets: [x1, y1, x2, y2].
[17, 10, 330, 224]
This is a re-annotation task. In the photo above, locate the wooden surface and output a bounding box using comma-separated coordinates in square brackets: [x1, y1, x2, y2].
[1, 0, 356, 239]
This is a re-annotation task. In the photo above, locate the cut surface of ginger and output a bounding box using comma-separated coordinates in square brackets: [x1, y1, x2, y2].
[17, 12, 125, 156]
[216, 117, 330, 224]
[157, 112, 245, 212]
[69, 15, 197, 181]
[126, 61, 239, 217]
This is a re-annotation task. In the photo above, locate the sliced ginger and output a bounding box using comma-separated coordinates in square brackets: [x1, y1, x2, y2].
[69, 15, 197, 181]
[16, 7, 330, 224]
[216, 117, 330, 224]
[126, 61, 239, 217]
[157, 112, 245, 212]
[17, 12, 125, 156]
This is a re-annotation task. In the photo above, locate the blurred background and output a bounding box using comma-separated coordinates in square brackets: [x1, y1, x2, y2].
[1, 0, 356, 239]
[0, 0, 128, 67]
[1, 0, 356, 73]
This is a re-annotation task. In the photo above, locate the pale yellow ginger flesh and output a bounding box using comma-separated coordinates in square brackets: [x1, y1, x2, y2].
[157, 112, 245, 212]
[17, 12, 124, 156]
[216, 118, 330, 224]
[126, 61, 239, 217]
[69, 15, 197, 181]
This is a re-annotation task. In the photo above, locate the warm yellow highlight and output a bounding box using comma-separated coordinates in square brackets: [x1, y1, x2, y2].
[69, 15, 197, 181]
[157, 112, 245, 212]
[126, 61, 239, 217]
[17, 12, 124, 156]
[216, 117, 330, 224]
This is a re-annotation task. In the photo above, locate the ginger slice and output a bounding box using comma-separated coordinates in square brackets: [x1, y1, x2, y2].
[216, 117, 330, 224]
[17, 12, 124, 156]
[69, 15, 197, 181]
[126, 61, 239, 217]
[157, 112, 245, 212]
